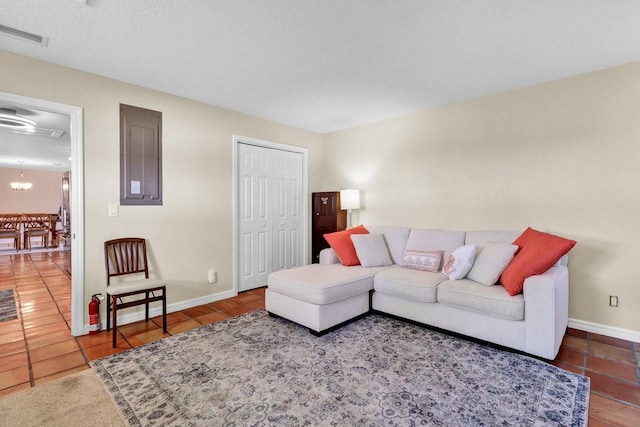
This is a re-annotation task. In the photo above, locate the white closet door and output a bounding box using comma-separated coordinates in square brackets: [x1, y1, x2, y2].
[238, 143, 303, 291]
[272, 149, 303, 271]
[238, 143, 272, 291]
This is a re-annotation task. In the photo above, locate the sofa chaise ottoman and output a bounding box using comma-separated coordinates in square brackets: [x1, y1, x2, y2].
[266, 263, 392, 334]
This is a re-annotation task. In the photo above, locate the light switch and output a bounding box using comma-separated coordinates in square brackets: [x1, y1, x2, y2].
[108, 204, 119, 217]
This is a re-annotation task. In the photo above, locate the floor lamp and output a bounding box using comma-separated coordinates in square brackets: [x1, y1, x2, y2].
[340, 189, 360, 228]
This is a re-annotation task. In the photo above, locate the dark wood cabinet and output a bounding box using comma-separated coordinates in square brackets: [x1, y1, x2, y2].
[312, 192, 347, 263]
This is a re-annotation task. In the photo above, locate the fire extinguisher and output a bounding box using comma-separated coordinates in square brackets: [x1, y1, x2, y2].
[89, 294, 101, 335]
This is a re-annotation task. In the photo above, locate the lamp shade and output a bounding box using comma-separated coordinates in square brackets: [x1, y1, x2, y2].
[340, 189, 360, 210]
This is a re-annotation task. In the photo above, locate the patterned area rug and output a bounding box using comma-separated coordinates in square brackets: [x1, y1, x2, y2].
[92, 310, 589, 426]
[0, 289, 18, 322]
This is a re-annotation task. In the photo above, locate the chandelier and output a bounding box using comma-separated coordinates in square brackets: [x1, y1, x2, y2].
[11, 163, 33, 191]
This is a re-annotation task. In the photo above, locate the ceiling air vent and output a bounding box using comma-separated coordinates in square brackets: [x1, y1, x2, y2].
[3, 127, 66, 138]
[0, 24, 48, 46]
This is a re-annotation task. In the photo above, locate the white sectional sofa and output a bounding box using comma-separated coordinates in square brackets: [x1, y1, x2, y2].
[266, 226, 572, 360]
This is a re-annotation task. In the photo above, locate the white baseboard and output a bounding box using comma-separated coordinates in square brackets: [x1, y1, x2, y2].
[568, 317, 640, 343]
[81, 289, 237, 335]
[80, 299, 639, 344]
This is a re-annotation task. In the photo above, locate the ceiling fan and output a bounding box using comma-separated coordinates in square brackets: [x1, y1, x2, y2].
[0, 108, 36, 132]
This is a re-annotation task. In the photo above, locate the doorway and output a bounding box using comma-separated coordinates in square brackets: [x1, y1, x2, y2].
[233, 135, 308, 292]
[0, 91, 84, 336]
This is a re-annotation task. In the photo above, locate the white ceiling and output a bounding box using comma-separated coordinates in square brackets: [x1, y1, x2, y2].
[1, 0, 639, 135]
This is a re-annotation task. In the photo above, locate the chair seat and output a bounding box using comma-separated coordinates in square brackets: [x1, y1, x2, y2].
[106, 279, 165, 295]
[26, 229, 48, 235]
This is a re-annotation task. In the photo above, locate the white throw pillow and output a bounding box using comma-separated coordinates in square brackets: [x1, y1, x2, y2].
[350, 234, 393, 268]
[402, 249, 444, 272]
[466, 243, 518, 286]
[443, 245, 476, 280]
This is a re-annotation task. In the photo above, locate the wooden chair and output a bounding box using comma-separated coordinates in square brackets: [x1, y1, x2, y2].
[22, 213, 51, 250]
[0, 213, 22, 251]
[104, 238, 167, 348]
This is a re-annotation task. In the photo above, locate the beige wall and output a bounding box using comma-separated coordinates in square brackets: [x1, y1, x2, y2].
[0, 167, 64, 214]
[2, 49, 638, 336]
[0, 51, 323, 321]
[323, 61, 640, 334]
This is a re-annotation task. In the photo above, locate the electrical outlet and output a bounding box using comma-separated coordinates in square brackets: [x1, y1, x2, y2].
[207, 269, 217, 283]
[609, 295, 619, 307]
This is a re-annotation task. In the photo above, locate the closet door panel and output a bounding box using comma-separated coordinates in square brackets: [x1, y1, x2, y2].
[272, 149, 303, 271]
[238, 144, 272, 291]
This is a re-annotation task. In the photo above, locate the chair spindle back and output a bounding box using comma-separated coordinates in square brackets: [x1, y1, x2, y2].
[104, 238, 150, 284]
[22, 213, 51, 231]
[0, 214, 21, 231]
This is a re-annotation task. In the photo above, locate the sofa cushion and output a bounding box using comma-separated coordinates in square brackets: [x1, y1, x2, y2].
[365, 225, 411, 265]
[374, 267, 446, 303]
[351, 234, 393, 268]
[437, 279, 525, 321]
[324, 225, 369, 266]
[466, 243, 518, 286]
[405, 228, 466, 261]
[500, 227, 576, 296]
[268, 263, 388, 305]
[443, 245, 476, 280]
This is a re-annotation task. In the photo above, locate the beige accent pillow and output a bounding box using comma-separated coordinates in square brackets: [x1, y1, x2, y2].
[466, 243, 518, 286]
[402, 249, 444, 272]
[350, 234, 393, 268]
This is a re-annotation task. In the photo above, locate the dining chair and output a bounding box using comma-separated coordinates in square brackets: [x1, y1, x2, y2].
[0, 213, 22, 251]
[104, 237, 167, 348]
[22, 213, 51, 250]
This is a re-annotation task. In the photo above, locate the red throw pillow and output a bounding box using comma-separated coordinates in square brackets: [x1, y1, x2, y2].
[500, 227, 576, 296]
[324, 225, 369, 266]
[512, 227, 541, 252]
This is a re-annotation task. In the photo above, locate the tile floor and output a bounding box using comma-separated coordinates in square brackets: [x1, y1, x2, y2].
[0, 250, 265, 397]
[1, 251, 639, 426]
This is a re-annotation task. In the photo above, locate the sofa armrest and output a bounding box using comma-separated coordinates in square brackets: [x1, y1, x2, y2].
[523, 266, 569, 359]
[319, 248, 340, 265]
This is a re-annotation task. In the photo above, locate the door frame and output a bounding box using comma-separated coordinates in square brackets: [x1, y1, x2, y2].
[0, 91, 84, 336]
[232, 135, 308, 294]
